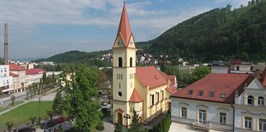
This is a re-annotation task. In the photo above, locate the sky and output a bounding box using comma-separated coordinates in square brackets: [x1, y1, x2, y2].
[0, 0, 250, 60]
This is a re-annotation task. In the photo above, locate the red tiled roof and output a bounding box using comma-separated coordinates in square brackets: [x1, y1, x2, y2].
[172, 73, 254, 103]
[261, 67, 266, 87]
[26, 68, 46, 75]
[129, 88, 143, 103]
[168, 75, 176, 85]
[9, 64, 25, 71]
[167, 85, 177, 94]
[136, 66, 167, 89]
[117, 3, 132, 47]
[9, 72, 18, 77]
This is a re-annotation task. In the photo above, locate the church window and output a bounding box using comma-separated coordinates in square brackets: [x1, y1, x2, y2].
[118, 91, 122, 97]
[119, 83, 121, 88]
[118, 57, 123, 67]
[130, 57, 133, 67]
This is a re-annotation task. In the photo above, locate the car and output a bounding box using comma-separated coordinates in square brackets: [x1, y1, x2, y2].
[41, 121, 56, 129]
[13, 125, 36, 132]
[101, 101, 107, 106]
[53, 116, 66, 124]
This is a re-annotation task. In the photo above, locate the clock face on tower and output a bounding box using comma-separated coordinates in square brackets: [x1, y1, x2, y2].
[117, 39, 123, 46]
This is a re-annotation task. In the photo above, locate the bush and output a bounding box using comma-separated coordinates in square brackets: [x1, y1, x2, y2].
[150, 113, 172, 132]
[96, 121, 104, 130]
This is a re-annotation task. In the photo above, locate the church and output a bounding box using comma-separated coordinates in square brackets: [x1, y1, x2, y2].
[112, 3, 177, 126]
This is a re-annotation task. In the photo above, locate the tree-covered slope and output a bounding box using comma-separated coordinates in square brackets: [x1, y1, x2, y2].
[140, 1, 266, 63]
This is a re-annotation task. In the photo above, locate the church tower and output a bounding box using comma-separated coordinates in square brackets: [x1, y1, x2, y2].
[112, 2, 137, 126]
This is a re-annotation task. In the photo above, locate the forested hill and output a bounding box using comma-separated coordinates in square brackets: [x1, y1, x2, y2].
[34, 50, 111, 67]
[139, 1, 266, 63]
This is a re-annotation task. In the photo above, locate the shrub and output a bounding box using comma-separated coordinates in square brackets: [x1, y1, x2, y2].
[96, 121, 104, 130]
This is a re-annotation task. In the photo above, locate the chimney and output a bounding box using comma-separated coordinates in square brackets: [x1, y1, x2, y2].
[4, 23, 8, 65]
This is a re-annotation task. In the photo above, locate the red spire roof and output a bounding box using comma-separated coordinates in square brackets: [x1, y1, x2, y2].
[117, 3, 132, 47]
[129, 88, 143, 103]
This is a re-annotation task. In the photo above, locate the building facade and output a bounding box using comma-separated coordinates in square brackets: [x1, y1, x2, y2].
[0, 65, 13, 94]
[112, 3, 177, 126]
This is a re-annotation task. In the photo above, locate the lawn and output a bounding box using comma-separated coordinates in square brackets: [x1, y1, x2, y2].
[0, 101, 53, 129]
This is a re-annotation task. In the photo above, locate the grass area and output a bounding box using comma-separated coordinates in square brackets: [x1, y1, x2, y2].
[0, 101, 25, 112]
[0, 101, 52, 129]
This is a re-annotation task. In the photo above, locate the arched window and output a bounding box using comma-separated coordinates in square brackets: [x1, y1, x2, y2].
[130, 57, 133, 67]
[118, 57, 122, 67]
[258, 96, 264, 106]
[247, 95, 254, 105]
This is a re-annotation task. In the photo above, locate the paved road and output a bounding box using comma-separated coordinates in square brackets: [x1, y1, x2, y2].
[0, 91, 27, 107]
[103, 117, 115, 132]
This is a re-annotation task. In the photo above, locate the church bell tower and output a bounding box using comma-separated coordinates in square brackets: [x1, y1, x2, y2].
[112, 2, 137, 126]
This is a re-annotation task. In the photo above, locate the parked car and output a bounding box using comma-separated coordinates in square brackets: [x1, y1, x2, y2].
[13, 125, 36, 132]
[53, 116, 66, 124]
[41, 121, 56, 129]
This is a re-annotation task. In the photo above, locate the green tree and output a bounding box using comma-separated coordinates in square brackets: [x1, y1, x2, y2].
[42, 72, 47, 84]
[191, 66, 211, 82]
[128, 111, 141, 132]
[62, 65, 102, 131]
[10, 95, 15, 105]
[52, 90, 64, 115]
[47, 110, 54, 121]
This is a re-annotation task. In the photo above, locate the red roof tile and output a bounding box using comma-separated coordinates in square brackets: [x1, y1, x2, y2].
[167, 85, 177, 94]
[26, 68, 46, 75]
[9, 64, 25, 71]
[129, 88, 143, 103]
[261, 67, 266, 87]
[136, 66, 167, 89]
[117, 3, 132, 47]
[9, 72, 18, 77]
[172, 73, 254, 103]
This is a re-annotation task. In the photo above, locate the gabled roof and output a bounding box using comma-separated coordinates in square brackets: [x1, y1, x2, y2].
[129, 88, 143, 103]
[9, 72, 18, 77]
[9, 64, 25, 71]
[261, 67, 266, 87]
[172, 73, 254, 103]
[116, 3, 132, 47]
[136, 66, 167, 89]
[26, 68, 46, 75]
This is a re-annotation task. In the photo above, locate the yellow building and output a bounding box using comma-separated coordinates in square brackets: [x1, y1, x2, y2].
[112, 3, 177, 126]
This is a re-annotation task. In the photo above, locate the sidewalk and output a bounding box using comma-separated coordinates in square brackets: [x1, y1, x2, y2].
[0, 91, 26, 102]
[0, 88, 58, 116]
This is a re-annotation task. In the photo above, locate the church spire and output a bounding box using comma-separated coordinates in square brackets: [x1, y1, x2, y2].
[117, 2, 132, 47]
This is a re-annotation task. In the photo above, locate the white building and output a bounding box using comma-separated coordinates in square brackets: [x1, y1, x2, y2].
[0, 65, 13, 94]
[170, 73, 255, 132]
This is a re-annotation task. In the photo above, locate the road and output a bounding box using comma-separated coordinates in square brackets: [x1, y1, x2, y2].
[0, 91, 27, 107]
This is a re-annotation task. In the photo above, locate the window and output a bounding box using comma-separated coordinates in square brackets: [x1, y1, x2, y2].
[244, 117, 252, 129]
[130, 107, 134, 112]
[258, 96, 264, 106]
[188, 90, 193, 95]
[198, 90, 204, 96]
[119, 83, 121, 88]
[181, 107, 187, 118]
[247, 95, 254, 105]
[151, 94, 154, 105]
[129, 74, 134, 79]
[220, 93, 226, 98]
[157, 92, 159, 103]
[199, 110, 206, 124]
[259, 119, 266, 131]
[219, 112, 226, 124]
[118, 92, 122, 97]
[236, 66, 240, 71]
[209, 91, 215, 97]
[118, 57, 123, 67]
[161, 91, 164, 101]
[130, 57, 133, 67]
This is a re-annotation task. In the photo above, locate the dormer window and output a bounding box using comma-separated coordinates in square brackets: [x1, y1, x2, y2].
[220, 93, 226, 98]
[188, 90, 193, 95]
[247, 95, 254, 105]
[209, 91, 215, 97]
[198, 90, 204, 96]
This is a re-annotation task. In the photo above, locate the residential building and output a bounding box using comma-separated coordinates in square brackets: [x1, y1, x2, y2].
[170, 73, 254, 132]
[9, 64, 28, 93]
[26, 68, 46, 85]
[0, 65, 13, 94]
[112, 3, 177, 126]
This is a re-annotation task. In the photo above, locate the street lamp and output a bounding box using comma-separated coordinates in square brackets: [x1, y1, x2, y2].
[38, 96, 41, 124]
[124, 114, 131, 128]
